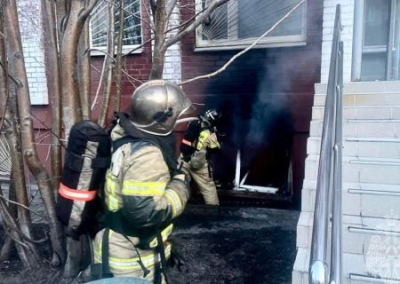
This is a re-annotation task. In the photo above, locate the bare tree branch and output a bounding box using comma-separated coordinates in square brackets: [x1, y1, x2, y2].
[166, 0, 178, 21]
[41, 0, 63, 192]
[78, 0, 100, 20]
[0, 194, 49, 222]
[115, 0, 125, 112]
[98, 0, 116, 127]
[4, 0, 65, 267]
[180, 0, 306, 85]
[164, 0, 228, 49]
[122, 36, 154, 57]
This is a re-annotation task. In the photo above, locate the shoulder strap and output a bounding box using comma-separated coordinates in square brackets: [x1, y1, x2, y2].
[112, 136, 139, 153]
[101, 228, 113, 278]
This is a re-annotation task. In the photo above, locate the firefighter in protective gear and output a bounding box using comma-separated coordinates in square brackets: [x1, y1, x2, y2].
[179, 109, 222, 205]
[92, 80, 192, 283]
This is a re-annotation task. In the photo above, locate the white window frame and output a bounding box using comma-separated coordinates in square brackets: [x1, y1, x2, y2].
[89, 0, 144, 56]
[194, 0, 307, 51]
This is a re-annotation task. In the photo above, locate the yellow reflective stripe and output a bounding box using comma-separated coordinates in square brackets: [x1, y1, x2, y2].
[165, 190, 183, 218]
[196, 130, 209, 150]
[106, 173, 120, 211]
[94, 243, 172, 271]
[122, 181, 167, 196]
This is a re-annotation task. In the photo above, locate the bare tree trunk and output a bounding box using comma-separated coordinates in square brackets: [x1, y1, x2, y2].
[60, 0, 98, 136]
[0, 176, 17, 261]
[3, 0, 65, 267]
[78, 19, 91, 120]
[0, 185, 38, 269]
[98, 0, 115, 127]
[149, 0, 168, 80]
[0, 236, 14, 261]
[114, 0, 124, 113]
[56, 0, 67, 42]
[41, 0, 62, 192]
[4, 99, 40, 261]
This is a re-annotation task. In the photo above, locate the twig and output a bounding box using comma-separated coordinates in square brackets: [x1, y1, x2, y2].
[0, 60, 22, 87]
[180, 0, 306, 86]
[30, 112, 67, 149]
[164, 0, 229, 49]
[0, 193, 49, 221]
[102, 0, 155, 32]
[121, 69, 142, 84]
[91, 55, 107, 111]
[122, 36, 154, 57]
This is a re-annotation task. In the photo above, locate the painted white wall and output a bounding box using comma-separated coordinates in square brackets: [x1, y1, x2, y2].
[162, 8, 182, 83]
[17, 0, 49, 105]
[321, 0, 355, 84]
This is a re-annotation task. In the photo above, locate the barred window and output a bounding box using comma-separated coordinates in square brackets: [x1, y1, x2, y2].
[90, 0, 142, 52]
[195, 0, 307, 50]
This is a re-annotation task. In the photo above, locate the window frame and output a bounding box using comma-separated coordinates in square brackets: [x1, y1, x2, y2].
[194, 0, 308, 51]
[352, 0, 400, 81]
[89, 0, 144, 56]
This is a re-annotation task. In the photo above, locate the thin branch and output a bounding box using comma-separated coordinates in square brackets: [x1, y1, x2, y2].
[91, 56, 107, 111]
[141, 0, 156, 31]
[85, 48, 116, 62]
[164, 0, 229, 49]
[121, 68, 142, 84]
[180, 0, 306, 85]
[103, 0, 155, 32]
[0, 194, 49, 221]
[122, 36, 154, 57]
[79, 0, 100, 20]
[0, 60, 23, 87]
[165, 6, 206, 34]
[30, 112, 67, 149]
[166, 0, 178, 21]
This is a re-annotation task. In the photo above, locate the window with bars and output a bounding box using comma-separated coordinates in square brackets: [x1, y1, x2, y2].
[90, 0, 142, 53]
[195, 0, 307, 50]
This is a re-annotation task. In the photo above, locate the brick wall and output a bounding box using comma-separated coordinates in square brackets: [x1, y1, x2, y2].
[90, 2, 154, 118]
[321, 0, 354, 83]
[179, 0, 323, 204]
[17, 0, 49, 105]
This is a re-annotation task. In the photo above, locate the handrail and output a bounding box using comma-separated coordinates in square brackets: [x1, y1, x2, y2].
[309, 4, 343, 284]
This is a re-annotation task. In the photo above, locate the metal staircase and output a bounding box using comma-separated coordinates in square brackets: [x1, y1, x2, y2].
[292, 5, 400, 284]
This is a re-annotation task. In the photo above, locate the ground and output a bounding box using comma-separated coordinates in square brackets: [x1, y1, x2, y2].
[0, 205, 299, 284]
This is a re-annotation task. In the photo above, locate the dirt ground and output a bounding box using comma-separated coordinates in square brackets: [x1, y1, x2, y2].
[0, 205, 299, 284]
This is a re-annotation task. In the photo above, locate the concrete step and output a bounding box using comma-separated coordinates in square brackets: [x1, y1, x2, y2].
[309, 119, 400, 138]
[312, 105, 400, 121]
[313, 93, 400, 107]
[293, 248, 400, 284]
[301, 181, 400, 217]
[307, 137, 400, 159]
[296, 212, 400, 256]
[304, 155, 400, 185]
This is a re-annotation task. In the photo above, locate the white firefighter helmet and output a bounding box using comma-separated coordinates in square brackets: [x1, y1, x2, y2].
[130, 80, 192, 136]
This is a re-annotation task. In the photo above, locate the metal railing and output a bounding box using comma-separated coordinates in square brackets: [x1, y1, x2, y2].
[309, 4, 343, 284]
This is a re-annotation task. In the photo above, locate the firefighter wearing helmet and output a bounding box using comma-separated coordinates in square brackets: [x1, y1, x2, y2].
[92, 80, 191, 283]
[179, 109, 222, 205]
